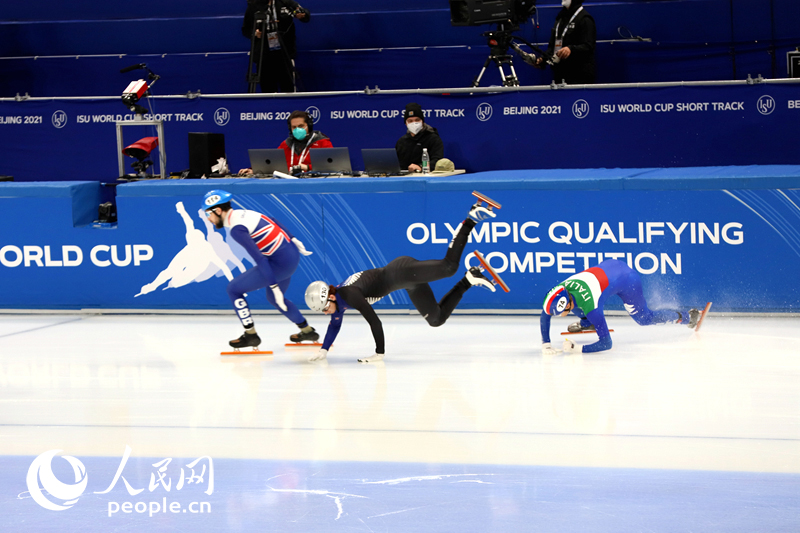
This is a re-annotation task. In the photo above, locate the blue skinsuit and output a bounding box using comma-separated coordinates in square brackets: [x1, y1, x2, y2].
[540, 259, 687, 353]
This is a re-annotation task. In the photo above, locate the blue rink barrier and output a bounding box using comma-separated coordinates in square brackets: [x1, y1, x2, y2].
[1, 82, 799, 182]
[0, 166, 799, 312]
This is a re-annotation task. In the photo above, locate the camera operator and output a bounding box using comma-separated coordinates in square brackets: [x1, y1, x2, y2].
[238, 110, 333, 175]
[242, 0, 311, 93]
[395, 103, 444, 173]
[537, 0, 596, 84]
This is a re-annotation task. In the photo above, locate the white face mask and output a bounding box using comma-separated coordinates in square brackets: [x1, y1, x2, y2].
[407, 121, 424, 135]
[562, 0, 572, 8]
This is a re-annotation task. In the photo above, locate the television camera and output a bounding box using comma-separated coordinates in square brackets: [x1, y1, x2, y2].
[120, 63, 161, 115]
[449, 0, 555, 87]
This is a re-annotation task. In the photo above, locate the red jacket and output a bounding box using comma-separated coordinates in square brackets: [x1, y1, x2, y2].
[278, 131, 333, 170]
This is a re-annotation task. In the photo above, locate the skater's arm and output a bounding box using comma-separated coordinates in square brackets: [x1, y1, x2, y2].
[229, 225, 277, 285]
[578, 310, 613, 353]
[338, 286, 385, 354]
[321, 312, 343, 351]
[540, 313, 552, 344]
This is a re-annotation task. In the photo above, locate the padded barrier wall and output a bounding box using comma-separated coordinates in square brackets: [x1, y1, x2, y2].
[0, 167, 799, 312]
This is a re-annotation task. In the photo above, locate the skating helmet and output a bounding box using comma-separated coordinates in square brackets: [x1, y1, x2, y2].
[305, 281, 330, 312]
[543, 286, 571, 315]
[201, 189, 232, 212]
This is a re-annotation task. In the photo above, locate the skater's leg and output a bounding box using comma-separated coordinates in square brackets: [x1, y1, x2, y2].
[406, 278, 470, 328]
[226, 268, 267, 329]
[617, 273, 684, 326]
[264, 277, 305, 323]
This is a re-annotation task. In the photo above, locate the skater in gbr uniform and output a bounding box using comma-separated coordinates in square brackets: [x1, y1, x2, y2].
[304, 198, 502, 363]
[541, 259, 703, 354]
[201, 190, 318, 349]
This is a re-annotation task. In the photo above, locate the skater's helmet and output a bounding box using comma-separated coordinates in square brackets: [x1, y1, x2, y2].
[543, 286, 571, 315]
[201, 190, 232, 212]
[305, 281, 330, 312]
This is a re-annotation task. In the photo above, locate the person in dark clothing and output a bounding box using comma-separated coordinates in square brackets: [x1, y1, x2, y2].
[537, 0, 596, 84]
[395, 102, 444, 172]
[242, 0, 310, 93]
[303, 198, 501, 363]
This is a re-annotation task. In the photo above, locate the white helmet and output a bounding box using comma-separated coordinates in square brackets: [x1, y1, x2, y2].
[305, 281, 330, 312]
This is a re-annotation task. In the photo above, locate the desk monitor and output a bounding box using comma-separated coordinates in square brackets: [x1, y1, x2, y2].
[308, 147, 353, 174]
[248, 148, 288, 175]
[361, 148, 406, 176]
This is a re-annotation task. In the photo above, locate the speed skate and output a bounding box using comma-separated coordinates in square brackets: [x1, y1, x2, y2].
[694, 302, 712, 332]
[473, 250, 510, 293]
[472, 190, 502, 210]
[220, 348, 274, 356]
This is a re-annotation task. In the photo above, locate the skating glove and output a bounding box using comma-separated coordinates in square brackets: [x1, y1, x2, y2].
[309, 348, 327, 362]
[562, 338, 580, 354]
[270, 284, 288, 312]
[292, 238, 313, 256]
[541, 342, 557, 356]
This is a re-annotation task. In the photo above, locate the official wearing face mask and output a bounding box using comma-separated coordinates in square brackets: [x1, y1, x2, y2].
[540, 0, 596, 84]
[237, 110, 333, 176]
[395, 103, 445, 173]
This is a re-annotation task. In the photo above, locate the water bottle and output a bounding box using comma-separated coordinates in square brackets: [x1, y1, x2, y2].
[421, 148, 430, 174]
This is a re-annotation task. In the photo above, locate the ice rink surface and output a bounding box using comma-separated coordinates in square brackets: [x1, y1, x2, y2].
[1, 312, 798, 532]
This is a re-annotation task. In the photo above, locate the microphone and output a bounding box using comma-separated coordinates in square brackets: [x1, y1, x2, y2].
[120, 63, 146, 74]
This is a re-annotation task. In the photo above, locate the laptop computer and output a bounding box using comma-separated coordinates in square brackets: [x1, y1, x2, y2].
[361, 148, 407, 176]
[248, 148, 288, 175]
[308, 147, 353, 174]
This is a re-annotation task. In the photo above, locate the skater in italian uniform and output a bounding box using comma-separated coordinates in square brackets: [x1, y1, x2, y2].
[304, 199, 501, 363]
[201, 190, 319, 349]
[541, 259, 702, 354]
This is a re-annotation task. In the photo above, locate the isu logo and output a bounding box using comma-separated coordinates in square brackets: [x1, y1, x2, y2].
[756, 95, 775, 116]
[572, 100, 590, 119]
[51, 110, 68, 129]
[214, 108, 231, 126]
[26, 450, 88, 511]
[305, 106, 321, 123]
[476, 103, 493, 122]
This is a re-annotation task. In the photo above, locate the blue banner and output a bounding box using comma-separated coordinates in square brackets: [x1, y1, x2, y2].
[1, 173, 799, 312]
[1, 83, 799, 182]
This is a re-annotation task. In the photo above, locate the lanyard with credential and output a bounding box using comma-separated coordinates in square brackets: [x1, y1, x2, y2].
[291, 132, 316, 165]
[266, 1, 279, 31]
[555, 7, 583, 41]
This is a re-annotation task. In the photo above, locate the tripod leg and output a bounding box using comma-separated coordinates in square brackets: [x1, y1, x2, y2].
[472, 56, 493, 88]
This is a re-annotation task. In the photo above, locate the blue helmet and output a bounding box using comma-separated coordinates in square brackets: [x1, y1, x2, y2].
[543, 286, 571, 315]
[201, 190, 232, 212]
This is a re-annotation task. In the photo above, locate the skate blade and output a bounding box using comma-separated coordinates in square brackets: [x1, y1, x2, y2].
[472, 190, 502, 209]
[285, 342, 324, 348]
[473, 250, 510, 293]
[560, 329, 613, 335]
[220, 349, 274, 356]
[694, 302, 712, 332]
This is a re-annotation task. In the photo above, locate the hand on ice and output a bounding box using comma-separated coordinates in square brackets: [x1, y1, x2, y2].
[562, 338, 580, 354]
[270, 284, 288, 312]
[292, 238, 313, 256]
[309, 348, 327, 362]
[541, 342, 558, 356]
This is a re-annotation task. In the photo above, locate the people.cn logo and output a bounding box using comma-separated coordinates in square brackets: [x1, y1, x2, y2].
[214, 108, 231, 126]
[756, 95, 775, 116]
[26, 450, 88, 511]
[305, 106, 321, 123]
[476, 103, 493, 122]
[572, 100, 590, 119]
[51, 110, 68, 129]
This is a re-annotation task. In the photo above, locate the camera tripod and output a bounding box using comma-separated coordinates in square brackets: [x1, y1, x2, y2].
[246, 11, 299, 93]
[471, 24, 520, 88]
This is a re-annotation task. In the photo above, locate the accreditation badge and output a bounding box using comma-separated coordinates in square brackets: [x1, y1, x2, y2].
[267, 32, 281, 51]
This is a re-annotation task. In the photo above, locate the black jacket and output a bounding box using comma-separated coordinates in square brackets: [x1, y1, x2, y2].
[395, 124, 444, 170]
[242, 0, 310, 59]
[546, 0, 596, 84]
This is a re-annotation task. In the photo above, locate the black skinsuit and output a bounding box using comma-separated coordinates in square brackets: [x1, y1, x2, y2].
[322, 218, 478, 354]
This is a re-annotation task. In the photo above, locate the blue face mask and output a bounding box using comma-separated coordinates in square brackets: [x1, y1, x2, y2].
[292, 127, 308, 141]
